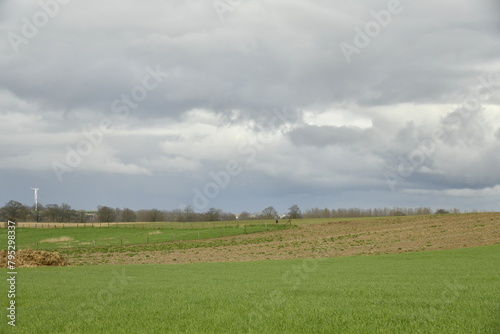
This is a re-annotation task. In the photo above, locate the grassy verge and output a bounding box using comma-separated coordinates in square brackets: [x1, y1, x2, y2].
[0, 224, 292, 251]
[1, 245, 498, 333]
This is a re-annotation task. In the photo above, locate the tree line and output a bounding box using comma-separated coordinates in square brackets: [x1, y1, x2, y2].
[302, 206, 460, 218]
[0, 199, 463, 223]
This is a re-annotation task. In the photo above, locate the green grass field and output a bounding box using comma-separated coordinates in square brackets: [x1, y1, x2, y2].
[1, 245, 498, 333]
[1, 223, 292, 251]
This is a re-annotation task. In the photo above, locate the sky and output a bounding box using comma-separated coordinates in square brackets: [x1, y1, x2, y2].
[0, 0, 499, 214]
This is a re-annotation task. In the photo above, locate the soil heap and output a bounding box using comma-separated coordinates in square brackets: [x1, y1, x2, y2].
[0, 248, 68, 267]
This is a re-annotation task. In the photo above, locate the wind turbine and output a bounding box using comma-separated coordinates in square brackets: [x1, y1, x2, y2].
[31, 187, 39, 211]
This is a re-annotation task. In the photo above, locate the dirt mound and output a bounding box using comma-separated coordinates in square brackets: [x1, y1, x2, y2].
[0, 249, 69, 268]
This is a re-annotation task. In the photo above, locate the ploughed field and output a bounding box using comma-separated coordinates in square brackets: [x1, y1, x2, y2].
[55, 212, 500, 265]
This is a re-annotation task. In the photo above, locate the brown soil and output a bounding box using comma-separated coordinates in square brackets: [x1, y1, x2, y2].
[0, 249, 68, 268]
[66, 212, 500, 266]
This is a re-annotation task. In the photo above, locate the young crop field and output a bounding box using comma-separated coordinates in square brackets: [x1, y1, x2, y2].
[1, 245, 499, 333]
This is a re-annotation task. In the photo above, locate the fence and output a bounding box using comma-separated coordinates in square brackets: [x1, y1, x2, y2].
[0, 222, 294, 251]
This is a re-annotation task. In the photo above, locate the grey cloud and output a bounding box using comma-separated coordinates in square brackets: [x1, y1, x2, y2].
[2, 0, 498, 120]
[438, 108, 496, 148]
[0, 0, 499, 212]
[288, 125, 367, 147]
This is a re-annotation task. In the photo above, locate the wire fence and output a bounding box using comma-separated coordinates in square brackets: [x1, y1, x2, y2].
[1, 222, 295, 251]
[8, 220, 292, 229]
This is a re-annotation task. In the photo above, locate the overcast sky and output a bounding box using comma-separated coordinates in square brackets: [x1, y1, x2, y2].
[1, 0, 499, 214]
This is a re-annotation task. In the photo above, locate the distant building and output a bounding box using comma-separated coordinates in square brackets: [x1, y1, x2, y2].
[85, 211, 97, 222]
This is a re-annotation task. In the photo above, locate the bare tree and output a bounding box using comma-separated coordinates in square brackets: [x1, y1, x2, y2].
[221, 212, 236, 221]
[76, 210, 88, 223]
[147, 209, 164, 222]
[205, 207, 221, 221]
[137, 209, 164, 222]
[45, 204, 61, 222]
[97, 206, 116, 223]
[121, 208, 137, 222]
[261, 206, 278, 219]
[288, 204, 302, 219]
[60, 203, 75, 222]
[183, 206, 196, 222]
[29, 204, 44, 222]
[238, 211, 250, 220]
[1, 200, 29, 222]
[165, 209, 183, 222]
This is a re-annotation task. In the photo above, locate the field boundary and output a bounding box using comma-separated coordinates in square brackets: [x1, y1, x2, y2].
[0, 223, 296, 251]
